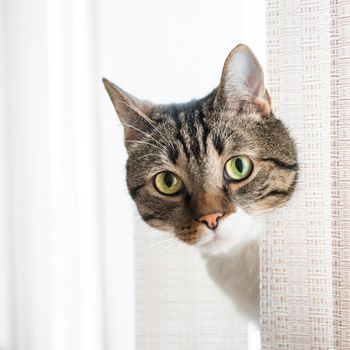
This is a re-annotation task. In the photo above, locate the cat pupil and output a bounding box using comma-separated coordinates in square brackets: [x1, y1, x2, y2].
[164, 173, 174, 188]
[235, 158, 243, 173]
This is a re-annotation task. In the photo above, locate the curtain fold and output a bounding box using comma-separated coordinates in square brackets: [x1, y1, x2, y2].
[0, 0, 135, 349]
[330, 1, 350, 346]
[262, 0, 350, 348]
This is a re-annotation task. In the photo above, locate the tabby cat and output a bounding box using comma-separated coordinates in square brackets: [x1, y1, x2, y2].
[103, 44, 297, 321]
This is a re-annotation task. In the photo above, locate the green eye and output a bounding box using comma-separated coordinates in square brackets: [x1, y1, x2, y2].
[225, 156, 253, 181]
[154, 172, 183, 195]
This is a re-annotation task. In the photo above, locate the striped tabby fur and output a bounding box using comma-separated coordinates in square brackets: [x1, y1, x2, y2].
[103, 44, 297, 321]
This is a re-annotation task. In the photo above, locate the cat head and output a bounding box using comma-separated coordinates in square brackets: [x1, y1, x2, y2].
[103, 44, 297, 254]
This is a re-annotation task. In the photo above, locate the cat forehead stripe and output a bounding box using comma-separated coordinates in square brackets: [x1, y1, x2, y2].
[171, 107, 214, 161]
[168, 144, 179, 164]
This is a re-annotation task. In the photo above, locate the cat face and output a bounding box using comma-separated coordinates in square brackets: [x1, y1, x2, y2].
[103, 44, 297, 254]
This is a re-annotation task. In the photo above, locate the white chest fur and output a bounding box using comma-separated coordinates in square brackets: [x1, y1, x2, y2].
[198, 210, 263, 321]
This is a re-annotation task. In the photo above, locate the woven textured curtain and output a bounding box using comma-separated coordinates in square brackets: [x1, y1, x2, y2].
[135, 224, 249, 350]
[262, 0, 350, 348]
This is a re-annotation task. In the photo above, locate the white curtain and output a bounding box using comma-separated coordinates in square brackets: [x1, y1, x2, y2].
[262, 0, 350, 348]
[0, 0, 265, 349]
[0, 0, 134, 349]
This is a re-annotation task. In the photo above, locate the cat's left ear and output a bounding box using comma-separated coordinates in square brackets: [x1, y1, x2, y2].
[216, 44, 271, 116]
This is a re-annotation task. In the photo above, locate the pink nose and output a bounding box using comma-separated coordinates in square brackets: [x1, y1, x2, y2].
[197, 212, 223, 230]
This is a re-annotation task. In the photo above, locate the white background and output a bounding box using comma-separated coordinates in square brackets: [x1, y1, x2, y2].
[0, 0, 265, 349]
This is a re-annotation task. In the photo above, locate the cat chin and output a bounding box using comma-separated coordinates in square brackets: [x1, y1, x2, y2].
[195, 207, 262, 255]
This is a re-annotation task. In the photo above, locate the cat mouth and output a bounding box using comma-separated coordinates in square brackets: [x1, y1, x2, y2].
[193, 208, 260, 254]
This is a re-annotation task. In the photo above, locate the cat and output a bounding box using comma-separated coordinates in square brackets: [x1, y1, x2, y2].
[103, 44, 298, 322]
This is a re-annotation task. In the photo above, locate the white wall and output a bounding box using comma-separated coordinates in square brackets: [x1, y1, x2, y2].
[113, 0, 266, 103]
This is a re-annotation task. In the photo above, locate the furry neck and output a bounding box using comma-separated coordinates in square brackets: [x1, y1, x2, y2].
[200, 225, 262, 322]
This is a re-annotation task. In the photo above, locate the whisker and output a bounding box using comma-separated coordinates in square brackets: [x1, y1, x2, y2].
[122, 101, 156, 127]
[125, 139, 167, 155]
[137, 234, 185, 252]
[119, 121, 168, 150]
[128, 153, 163, 165]
[122, 101, 174, 148]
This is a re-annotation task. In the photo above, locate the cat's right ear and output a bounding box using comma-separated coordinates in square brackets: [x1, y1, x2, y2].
[102, 78, 155, 143]
[215, 44, 271, 116]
